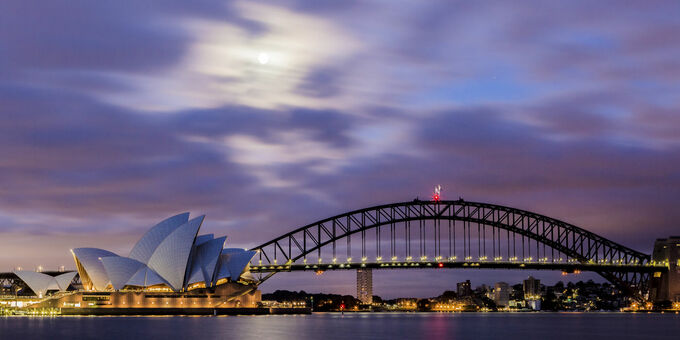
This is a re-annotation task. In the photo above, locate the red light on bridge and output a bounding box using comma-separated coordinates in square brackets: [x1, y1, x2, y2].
[433, 185, 442, 201]
[438, 262, 444, 268]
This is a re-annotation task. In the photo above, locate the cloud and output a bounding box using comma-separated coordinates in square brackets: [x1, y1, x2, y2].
[94, 1, 361, 112]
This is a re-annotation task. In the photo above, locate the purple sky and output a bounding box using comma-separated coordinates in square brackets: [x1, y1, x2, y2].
[1, 1, 679, 298]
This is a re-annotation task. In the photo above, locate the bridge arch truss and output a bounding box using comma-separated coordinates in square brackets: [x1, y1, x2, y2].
[250, 200, 656, 300]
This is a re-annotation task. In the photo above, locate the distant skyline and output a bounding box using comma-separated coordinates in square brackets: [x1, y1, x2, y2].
[1, 1, 679, 299]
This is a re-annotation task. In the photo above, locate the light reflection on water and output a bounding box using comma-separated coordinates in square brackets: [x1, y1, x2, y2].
[2, 312, 680, 340]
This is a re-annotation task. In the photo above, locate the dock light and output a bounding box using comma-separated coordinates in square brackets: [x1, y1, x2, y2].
[438, 262, 444, 268]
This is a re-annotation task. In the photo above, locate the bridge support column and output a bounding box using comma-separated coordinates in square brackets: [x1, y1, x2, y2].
[650, 236, 680, 302]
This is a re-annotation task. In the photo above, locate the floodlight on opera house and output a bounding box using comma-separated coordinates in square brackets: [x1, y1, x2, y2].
[70, 213, 256, 292]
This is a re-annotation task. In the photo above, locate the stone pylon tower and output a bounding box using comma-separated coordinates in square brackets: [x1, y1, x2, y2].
[650, 236, 680, 302]
[357, 268, 373, 304]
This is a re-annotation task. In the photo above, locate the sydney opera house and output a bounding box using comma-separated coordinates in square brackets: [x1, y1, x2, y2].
[3, 213, 264, 314]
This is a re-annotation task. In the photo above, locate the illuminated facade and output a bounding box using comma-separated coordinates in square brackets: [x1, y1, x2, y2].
[493, 282, 509, 308]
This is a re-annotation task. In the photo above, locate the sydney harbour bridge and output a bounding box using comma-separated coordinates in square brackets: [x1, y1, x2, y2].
[247, 199, 674, 302]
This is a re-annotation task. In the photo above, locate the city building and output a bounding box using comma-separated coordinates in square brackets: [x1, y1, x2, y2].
[523, 276, 541, 298]
[493, 282, 510, 308]
[457, 280, 472, 297]
[524, 276, 541, 311]
[357, 268, 373, 304]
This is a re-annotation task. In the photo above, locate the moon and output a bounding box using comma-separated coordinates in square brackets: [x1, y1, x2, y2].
[258, 52, 270, 65]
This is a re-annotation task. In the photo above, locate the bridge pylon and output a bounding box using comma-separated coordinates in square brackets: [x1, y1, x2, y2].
[649, 236, 680, 302]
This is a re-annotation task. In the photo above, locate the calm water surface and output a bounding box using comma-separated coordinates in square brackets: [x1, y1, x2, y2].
[2, 312, 680, 340]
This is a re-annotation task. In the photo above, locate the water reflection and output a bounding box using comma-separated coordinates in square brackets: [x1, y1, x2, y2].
[1, 313, 680, 340]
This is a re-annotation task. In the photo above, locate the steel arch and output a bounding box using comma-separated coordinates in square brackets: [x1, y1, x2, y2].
[250, 200, 652, 300]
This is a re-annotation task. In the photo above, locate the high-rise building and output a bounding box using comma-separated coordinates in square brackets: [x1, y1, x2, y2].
[357, 269, 373, 304]
[494, 282, 510, 307]
[457, 280, 472, 297]
[523, 276, 541, 298]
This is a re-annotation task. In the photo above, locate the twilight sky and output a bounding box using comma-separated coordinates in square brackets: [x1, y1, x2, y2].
[1, 1, 679, 298]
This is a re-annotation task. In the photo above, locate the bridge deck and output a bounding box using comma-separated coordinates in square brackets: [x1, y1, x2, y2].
[250, 261, 666, 274]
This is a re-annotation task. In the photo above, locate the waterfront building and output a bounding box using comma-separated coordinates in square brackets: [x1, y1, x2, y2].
[357, 269, 373, 304]
[457, 280, 472, 297]
[8, 213, 261, 311]
[493, 282, 510, 308]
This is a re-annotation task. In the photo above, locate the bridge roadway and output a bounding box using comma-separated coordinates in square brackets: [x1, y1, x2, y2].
[250, 260, 667, 274]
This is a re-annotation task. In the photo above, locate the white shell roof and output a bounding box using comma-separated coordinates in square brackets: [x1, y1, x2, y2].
[215, 249, 256, 282]
[72, 248, 118, 291]
[128, 212, 190, 264]
[147, 215, 204, 291]
[55, 272, 77, 291]
[187, 236, 226, 285]
[100, 256, 145, 290]
[13, 271, 75, 297]
[14, 271, 54, 297]
[69, 212, 257, 291]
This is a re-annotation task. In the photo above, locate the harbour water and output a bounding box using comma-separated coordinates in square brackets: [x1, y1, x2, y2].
[2, 312, 680, 339]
